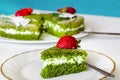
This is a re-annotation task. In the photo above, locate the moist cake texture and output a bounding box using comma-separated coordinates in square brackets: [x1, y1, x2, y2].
[40, 46, 88, 78]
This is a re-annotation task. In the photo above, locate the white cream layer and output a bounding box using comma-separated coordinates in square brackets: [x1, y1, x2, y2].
[44, 20, 84, 32]
[0, 28, 39, 35]
[43, 56, 84, 67]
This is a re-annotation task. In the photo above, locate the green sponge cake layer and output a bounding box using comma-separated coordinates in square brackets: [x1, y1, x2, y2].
[41, 62, 86, 78]
[0, 14, 42, 40]
[43, 13, 85, 37]
[41, 46, 87, 60]
[40, 46, 88, 78]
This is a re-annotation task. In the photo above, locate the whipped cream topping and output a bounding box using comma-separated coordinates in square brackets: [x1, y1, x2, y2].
[59, 13, 75, 19]
[0, 15, 30, 27]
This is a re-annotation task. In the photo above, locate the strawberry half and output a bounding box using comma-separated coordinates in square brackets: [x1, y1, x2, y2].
[57, 7, 76, 14]
[66, 7, 76, 14]
[56, 35, 78, 49]
[15, 8, 33, 16]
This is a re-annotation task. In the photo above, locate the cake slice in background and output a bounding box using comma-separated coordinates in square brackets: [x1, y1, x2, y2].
[43, 13, 85, 37]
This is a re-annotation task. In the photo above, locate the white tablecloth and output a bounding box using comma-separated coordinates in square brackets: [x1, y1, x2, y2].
[0, 15, 120, 80]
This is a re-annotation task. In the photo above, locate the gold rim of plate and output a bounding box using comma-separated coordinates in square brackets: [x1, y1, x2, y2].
[0, 49, 116, 80]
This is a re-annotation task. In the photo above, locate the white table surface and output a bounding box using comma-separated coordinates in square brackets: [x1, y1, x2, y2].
[0, 14, 120, 80]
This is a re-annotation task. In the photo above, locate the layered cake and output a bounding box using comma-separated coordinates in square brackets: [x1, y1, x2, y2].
[40, 35, 88, 78]
[0, 7, 85, 40]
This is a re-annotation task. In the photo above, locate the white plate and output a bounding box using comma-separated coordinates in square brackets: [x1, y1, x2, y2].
[1, 49, 116, 80]
[0, 10, 91, 44]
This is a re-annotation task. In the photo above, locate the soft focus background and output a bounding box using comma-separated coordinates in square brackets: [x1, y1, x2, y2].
[0, 0, 120, 17]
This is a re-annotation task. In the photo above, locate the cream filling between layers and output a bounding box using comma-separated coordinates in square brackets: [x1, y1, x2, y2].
[44, 20, 84, 32]
[43, 55, 85, 67]
[0, 28, 39, 35]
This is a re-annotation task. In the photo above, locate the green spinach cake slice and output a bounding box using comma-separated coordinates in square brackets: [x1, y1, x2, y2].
[40, 46, 88, 78]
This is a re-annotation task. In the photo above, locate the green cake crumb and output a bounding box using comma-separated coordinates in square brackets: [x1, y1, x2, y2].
[40, 63, 87, 78]
[41, 46, 88, 60]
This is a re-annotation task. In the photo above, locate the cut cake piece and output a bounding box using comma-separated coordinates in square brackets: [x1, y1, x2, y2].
[43, 13, 85, 37]
[40, 46, 88, 78]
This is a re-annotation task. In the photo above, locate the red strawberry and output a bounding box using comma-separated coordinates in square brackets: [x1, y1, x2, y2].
[24, 8, 33, 13]
[15, 8, 33, 16]
[57, 7, 76, 14]
[15, 10, 21, 16]
[56, 35, 78, 49]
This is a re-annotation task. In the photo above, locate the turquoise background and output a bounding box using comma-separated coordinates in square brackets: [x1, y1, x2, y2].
[0, 0, 120, 17]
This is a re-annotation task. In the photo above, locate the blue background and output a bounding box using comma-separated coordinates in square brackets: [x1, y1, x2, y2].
[0, 0, 120, 17]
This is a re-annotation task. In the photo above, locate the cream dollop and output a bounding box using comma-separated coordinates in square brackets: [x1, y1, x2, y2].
[59, 13, 75, 19]
[10, 16, 30, 27]
[1, 15, 30, 27]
